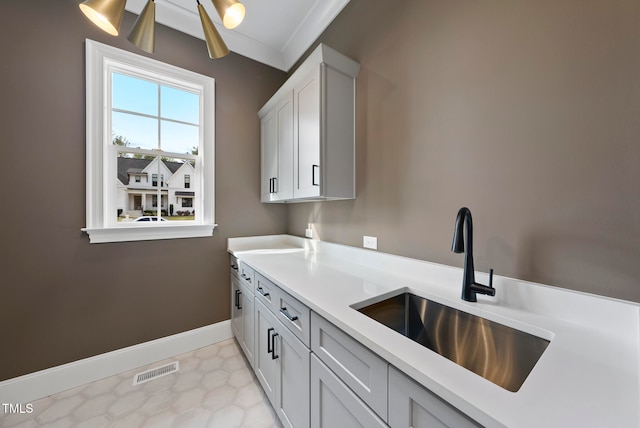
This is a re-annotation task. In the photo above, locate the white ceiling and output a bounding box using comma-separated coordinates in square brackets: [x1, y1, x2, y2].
[124, 0, 351, 71]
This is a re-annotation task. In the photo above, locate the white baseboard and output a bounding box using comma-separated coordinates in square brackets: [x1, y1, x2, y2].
[0, 320, 232, 404]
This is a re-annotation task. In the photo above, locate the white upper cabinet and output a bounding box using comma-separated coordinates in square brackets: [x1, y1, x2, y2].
[259, 44, 360, 203]
[261, 92, 294, 202]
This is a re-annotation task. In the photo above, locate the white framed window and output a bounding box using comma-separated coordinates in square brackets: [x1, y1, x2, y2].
[83, 39, 216, 243]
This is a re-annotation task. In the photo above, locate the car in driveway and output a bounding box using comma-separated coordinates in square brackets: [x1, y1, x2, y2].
[134, 216, 168, 222]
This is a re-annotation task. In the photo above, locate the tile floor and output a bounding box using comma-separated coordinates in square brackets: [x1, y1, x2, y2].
[0, 339, 282, 428]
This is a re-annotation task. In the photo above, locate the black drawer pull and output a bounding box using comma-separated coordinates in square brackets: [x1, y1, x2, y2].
[280, 307, 298, 322]
[312, 164, 319, 186]
[234, 289, 242, 310]
[267, 327, 275, 353]
[257, 286, 270, 298]
[230, 264, 238, 270]
[271, 332, 279, 360]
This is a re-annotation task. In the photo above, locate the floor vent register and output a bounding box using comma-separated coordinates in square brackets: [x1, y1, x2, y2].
[132, 361, 179, 386]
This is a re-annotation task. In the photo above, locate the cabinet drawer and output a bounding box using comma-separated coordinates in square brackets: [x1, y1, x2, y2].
[255, 272, 278, 311]
[229, 254, 240, 278]
[311, 312, 388, 421]
[238, 261, 255, 293]
[273, 285, 311, 347]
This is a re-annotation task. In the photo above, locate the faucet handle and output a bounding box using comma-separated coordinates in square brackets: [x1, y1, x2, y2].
[488, 268, 494, 288]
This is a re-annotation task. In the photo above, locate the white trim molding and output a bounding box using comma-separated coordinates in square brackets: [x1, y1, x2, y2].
[0, 321, 232, 404]
[83, 39, 216, 244]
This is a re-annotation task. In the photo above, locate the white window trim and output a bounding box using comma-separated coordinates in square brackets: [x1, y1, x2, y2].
[82, 39, 216, 243]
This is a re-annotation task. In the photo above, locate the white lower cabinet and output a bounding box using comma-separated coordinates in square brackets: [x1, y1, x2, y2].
[255, 299, 310, 428]
[230, 273, 255, 368]
[310, 355, 387, 428]
[231, 255, 480, 428]
[388, 366, 481, 428]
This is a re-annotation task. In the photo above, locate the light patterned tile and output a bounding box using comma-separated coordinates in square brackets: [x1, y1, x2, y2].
[73, 394, 117, 422]
[228, 367, 254, 388]
[0, 420, 39, 428]
[242, 404, 281, 428]
[74, 414, 110, 428]
[140, 409, 177, 428]
[106, 411, 146, 428]
[170, 388, 206, 414]
[35, 396, 84, 424]
[38, 416, 77, 428]
[208, 405, 244, 428]
[202, 370, 229, 390]
[197, 355, 224, 373]
[172, 371, 203, 393]
[4, 340, 282, 428]
[171, 407, 212, 428]
[107, 390, 148, 419]
[217, 342, 241, 359]
[235, 383, 264, 409]
[202, 385, 238, 413]
[140, 389, 178, 416]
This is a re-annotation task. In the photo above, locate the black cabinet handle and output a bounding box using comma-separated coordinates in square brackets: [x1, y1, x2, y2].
[230, 264, 238, 270]
[312, 164, 319, 186]
[241, 273, 251, 283]
[271, 332, 279, 360]
[267, 327, 274, 354]
[257, 286, 270, 298]
[234, 289, 242, 310]
[273, 177, 277, 193]
[280, 307, 298, 322]
[269, 178, 273, 194]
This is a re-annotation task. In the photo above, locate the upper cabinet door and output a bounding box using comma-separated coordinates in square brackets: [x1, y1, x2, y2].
[275, 92, 294, 201]
[261, 107, 277, 202]
[294, 67, 321, 199]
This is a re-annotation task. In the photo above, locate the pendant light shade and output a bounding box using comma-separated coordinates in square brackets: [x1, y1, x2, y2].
[211, 0, 245, 29]
[197, 1, 230, 59]
[79, 0, 127, 36]
[127, 0, 156, 53]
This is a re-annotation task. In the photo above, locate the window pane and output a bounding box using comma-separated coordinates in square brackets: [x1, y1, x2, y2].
[161, 121, 199, 154]
[161, 86, 199, 125]
[112, 73, 158, 116]
[112, 111, 159, 150]
[115, 151, 198, 224]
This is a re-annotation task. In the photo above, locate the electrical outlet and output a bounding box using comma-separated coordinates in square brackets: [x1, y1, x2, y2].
[305, 228, 313, 238]
[363, 236, 378, 250]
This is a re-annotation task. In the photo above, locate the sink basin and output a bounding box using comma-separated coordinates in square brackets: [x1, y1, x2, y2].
[356, 292, 550, 392]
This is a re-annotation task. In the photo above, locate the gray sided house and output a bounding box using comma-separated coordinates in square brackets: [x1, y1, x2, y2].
[116, 156, 196, 218]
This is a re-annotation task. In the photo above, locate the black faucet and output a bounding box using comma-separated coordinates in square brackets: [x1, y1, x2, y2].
[451, 207, 495, 302]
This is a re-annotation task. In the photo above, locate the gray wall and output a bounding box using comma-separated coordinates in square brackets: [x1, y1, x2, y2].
[0, 0, 287, 381]
[289, 0, 640, 302]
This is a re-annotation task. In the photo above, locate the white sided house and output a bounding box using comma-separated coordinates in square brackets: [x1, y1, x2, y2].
[116, 157, 196, 218]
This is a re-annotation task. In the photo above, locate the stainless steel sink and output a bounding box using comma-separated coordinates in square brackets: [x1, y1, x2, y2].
[356, 292, 550, 392]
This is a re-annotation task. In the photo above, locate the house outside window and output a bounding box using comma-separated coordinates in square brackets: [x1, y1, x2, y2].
[182, 198, 193, 208]
[82, 40, 216, 243]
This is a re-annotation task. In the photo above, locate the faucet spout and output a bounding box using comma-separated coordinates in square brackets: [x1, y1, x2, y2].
[451, 207, 495, 302]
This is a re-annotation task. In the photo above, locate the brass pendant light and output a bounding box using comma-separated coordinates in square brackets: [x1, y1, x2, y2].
[211, 0, 245, 30]
[197, 0, 230, 59]
[127, 0, 156, 53]
[80, 0, 233, 60]
[79, 0, 127, 36]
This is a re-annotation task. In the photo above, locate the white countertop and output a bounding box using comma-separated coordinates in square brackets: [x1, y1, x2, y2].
[228, 235, 640, 428]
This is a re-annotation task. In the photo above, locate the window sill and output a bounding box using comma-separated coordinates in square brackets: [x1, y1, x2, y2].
[82, 224, 217, 244]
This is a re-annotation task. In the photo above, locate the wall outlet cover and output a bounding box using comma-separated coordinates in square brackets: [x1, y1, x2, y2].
[305, 228, 313, 238]
[363, 236, 378, 250]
